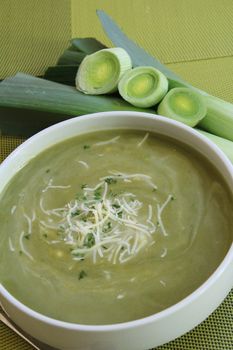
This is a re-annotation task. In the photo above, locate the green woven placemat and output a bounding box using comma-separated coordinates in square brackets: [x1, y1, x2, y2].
[0, 0, 71, 79]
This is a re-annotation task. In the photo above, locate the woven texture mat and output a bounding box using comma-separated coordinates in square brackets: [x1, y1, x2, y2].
[0, 0, 233, 349]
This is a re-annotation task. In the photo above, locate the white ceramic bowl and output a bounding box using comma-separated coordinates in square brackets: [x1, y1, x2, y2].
[0, 111, 232, 350]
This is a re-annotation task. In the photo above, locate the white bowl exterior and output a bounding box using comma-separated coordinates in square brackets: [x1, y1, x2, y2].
[0, 112, 232, 350]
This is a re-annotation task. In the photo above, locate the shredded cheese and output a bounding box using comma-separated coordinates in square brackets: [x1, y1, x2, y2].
[94, 135, 120, 146]
[77, 160, 89, 169]
[137, 133, 149, 147]
[34, 171, 174, 264]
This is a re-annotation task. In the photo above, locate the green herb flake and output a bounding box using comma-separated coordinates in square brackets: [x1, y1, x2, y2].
[19, 250, 23, 255]
[42, 233, 48, 238]
[109, 190, 117, 197]
[84, 232, 95, 248]
[112, 204, 120, 209]
[24, 234, 30, 240]
[79, 270, 87, 280]
[103, 221, 112, 233]
[83, 145, 90, 150]
[81, 184, 87, 189]
[105, 177, 117, 185]
[71, 209, 81, 217]
[45, 169, 50, 173]
[72, 251, 85, 258]
[94, 189, 102, 200]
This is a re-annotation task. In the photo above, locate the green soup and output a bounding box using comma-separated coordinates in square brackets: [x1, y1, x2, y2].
[0, 130, 232, 325]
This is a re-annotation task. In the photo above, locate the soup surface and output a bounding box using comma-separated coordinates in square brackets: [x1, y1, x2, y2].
[0, 129, 232, 324]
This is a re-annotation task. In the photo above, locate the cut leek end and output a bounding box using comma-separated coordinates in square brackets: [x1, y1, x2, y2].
[118, 66, 168, 108]
[157, 88, 207, 127]
[75, 47, 132, 95]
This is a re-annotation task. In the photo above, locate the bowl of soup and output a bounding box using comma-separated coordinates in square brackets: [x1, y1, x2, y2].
[0, 111, 232, 350]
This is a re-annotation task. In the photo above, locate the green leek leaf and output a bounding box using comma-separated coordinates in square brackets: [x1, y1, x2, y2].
[44, 65, 78, 86]
[0, 73, 152, 114]
[57, 50, 86, 66]
[71, 37, 107, 54]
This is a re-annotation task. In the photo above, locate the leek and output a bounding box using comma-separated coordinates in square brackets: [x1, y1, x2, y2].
[0, 73, 153, 136]
[196, 129, 233, 164]
[118, 66, 168, 108]
[44, 65, 78, 86]
[57, 50, 86, 66]
[198, 96, 233, 142]
[71, 37, 107, 54]
[76, 48, 132, 95]
[157, 88, 207, 127]
[97, 10, 233, 142]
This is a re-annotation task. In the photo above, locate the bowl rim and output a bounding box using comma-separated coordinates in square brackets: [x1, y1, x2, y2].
[0, 110, 232, 332]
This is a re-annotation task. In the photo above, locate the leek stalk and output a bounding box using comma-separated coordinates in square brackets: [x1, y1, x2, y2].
[97, 10, 233, 142]
[0, 73, 153, 136]
[198, 96, 233, 142]
[118, 66, 168, 107]
[196, 129, 233, 164]
[76, 48, 132, 94]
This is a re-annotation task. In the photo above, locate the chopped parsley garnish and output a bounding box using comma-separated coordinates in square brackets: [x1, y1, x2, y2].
[103, 221, 112, 233]
[84, 233, 95, 248]
[24, 234, 30, 240]
[75, 193, 87, 201]
[71, 209, 81, 217]
[83, 145, 90, 150]
[109, 190, 117, 197]
[112, 204, 120, 209]
[72, 251, 85, 259]
[94, 189, 102, 200]
[81, 184, 87, 189]
[79, 270, 87, 280]
[105, 177, 117, 185]
[43, 233, 48, 238]
[107, 222, 112, 229]
[45, 169, 50, 173]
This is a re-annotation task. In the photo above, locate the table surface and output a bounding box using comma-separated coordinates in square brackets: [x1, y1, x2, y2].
[0, 0, 233, 349]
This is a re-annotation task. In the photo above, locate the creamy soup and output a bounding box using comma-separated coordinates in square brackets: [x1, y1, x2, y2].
[0, 130, 232, 325]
